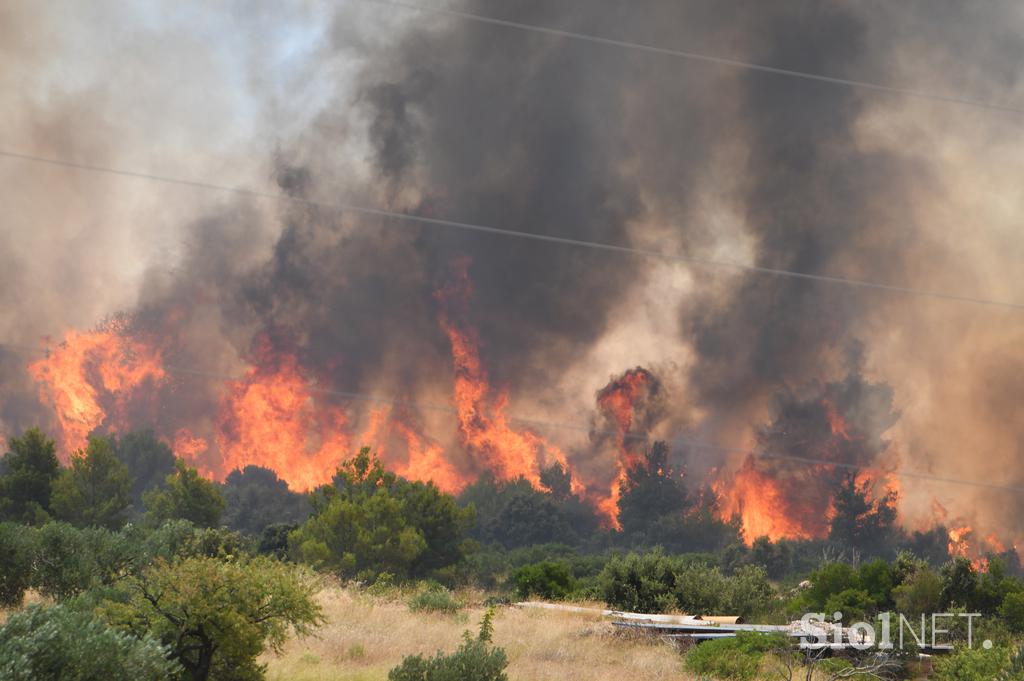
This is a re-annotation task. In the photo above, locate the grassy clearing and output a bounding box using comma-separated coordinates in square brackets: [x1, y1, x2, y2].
[263, 584, 697, 681]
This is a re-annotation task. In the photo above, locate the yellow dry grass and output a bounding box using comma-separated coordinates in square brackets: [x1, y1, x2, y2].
[263, 585, 699, 681]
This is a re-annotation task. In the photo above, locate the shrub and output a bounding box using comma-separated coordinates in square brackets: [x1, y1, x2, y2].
[0, 522, 35, 607]
[599, 550, 679, 613]
[290, 449, 474, 580]
[684, 632, 785, 681]
[408, 585, 462, 614]
[1001, 592, 1024, 633]
[893, 567, 943, 617]
[931, 644, 1016, 681]
[0, 604, 180, 681]
[511, 561, 575, 601]
[99, 555, 322, 681]
[822, 588, 874, 624]
[388, 610, 507, 681]
[32, 522, 103, 600]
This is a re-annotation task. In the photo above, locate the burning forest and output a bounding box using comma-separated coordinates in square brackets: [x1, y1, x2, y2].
[3, 0, 1024, 571]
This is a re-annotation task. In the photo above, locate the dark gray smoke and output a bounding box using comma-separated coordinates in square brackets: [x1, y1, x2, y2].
[4, 0, 1024, 540]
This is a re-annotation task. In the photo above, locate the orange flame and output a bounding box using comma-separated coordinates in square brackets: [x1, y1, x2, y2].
[357, 406, 466, 493]
[27, 324, 165, 456]
[947, 526, 1010, 572]
[215, 337, 349, 491]
[714, 457, 823, 543]
[436, 260, 568, 487]
[593, 367, 658, 528]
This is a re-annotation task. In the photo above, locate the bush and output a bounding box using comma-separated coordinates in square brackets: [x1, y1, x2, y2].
[290, 449, 474, 580]
[99, 555, 322, 680]
[683, 632, 784, 681]
[1001, 592, 1024, 633]
[599, 551, 774, 616]
[408, 585, 462, 614]
[931, 644, 1017, 681]
[0, 522, 35, 607]
[389, 610, 507, 681]
[511, 561, 575, 601]
[822, 588, 874, 624]
[598, 550, 679, 613]
[0, 604, 180, 681]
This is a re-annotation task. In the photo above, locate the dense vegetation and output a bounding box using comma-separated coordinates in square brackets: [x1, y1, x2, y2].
[3, 426, 1024, 679]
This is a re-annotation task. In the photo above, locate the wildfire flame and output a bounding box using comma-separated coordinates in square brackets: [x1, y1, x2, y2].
[436, 260, 569, 487]
[714, 456, 823, 543]
[594, 367, 658, 528]
[947, 526, 1009, 572]
[358, 406, 465, 493]
[27, 323, 166, 457]
[214, 336, 349, 491]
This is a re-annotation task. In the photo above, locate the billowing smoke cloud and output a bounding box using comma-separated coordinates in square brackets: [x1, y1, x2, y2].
[3, 1, 1024, 541]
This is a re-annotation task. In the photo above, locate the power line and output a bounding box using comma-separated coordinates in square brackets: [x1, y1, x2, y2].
[2, 148, 1022, 311]
[2, 339, 1020, 496]
[362, 0, 1024, 115]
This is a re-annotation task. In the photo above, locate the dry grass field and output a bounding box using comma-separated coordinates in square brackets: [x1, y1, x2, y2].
[263, 585, 698, 681]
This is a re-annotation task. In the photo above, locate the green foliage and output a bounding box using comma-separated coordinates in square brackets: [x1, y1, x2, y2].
[0, 522, 35, 607]
[932, 645, 1018, 681]
[828, 472, 899, 558]
[823, 588, 874, 624]
[51, 436, 131, 529]
[746, 536, 794, 579]
[893, 566, 943, 617]
[32, 522, 126, 600]
[290, 448, 474, 580]
[459, 472, 598, 550]
[408, 584, 463, 614]
[112, 430, 177, 516]
[0, 604, 180, 681]
[800, 562, 862, 612]
[222, 465, 309, 536]
[100, 555, 323, 681]
[674, 563, 774, 618]
[0, 428, 60, 524]
[1000, 592, 1024, 633]
[388, 611, 508, 681]
[683, 632, 785, 681]
[599, 551, 774, 616]
[617, 442, 687, 536]
[511, 560, 575, 601]
[599, 549, 679, 613]
[858, 558, 895, 608]
[144, 459, 224, 528]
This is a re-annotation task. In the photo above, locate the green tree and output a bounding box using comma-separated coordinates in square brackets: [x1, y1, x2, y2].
[100, 556, 322, 681]
[0, 427, 60, 523]
[0, 521, 36, 607]
[828, 472, 899, 558]
[222, 465, 309, 536]
[144, 459, 224, 528]
[113, 430, 177, 515]
[802, 562, 861, 612]
[0, 604, 180, 681]
[616, 441, 687, 537]
[941, 558, 980, 610]
[823, 588, 874, 624]
[51, 436, 131, 529]
[291, 448, 473, 579]
[893, 567, 943, 617]
[1000, 592, 1024, 633]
